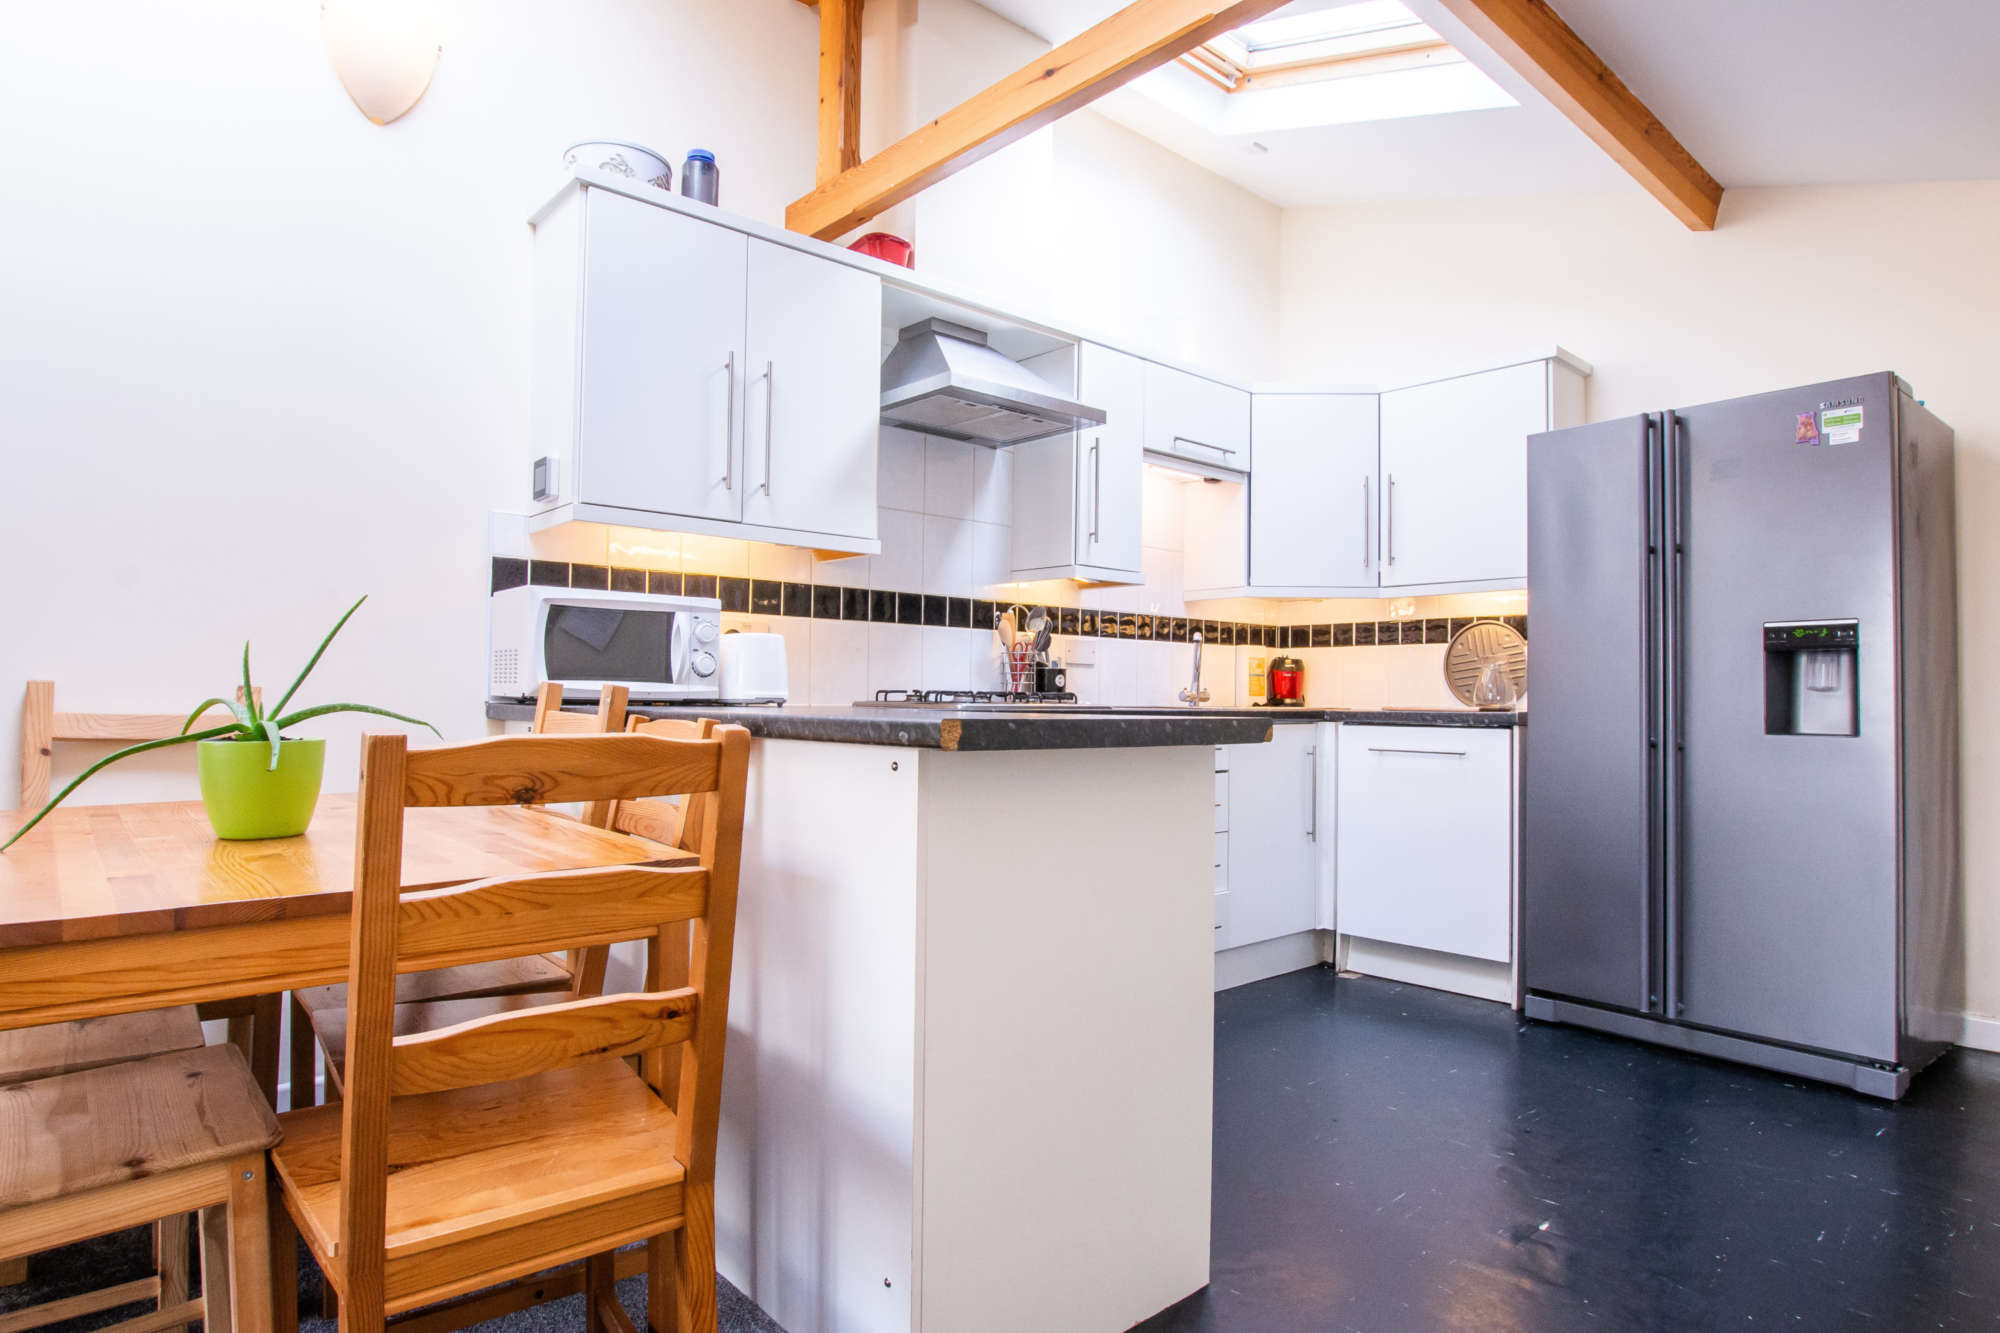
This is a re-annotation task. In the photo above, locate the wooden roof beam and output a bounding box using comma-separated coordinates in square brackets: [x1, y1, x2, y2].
[816, 0, 864, 183]
[786, 0, 1292, 240]
[1433, 0, 1722, 229]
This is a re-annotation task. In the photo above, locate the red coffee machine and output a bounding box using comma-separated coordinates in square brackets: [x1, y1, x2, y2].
[1267, 655, 1305, 706]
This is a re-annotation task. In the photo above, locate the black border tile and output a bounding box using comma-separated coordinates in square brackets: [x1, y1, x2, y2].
[717, 576, 749, 613]
[1311, 624, 1333, 648]
[843, 587, 870, 621]
[1353, 622, 1375, 646]
[648, 570, 683, 597]
[684, 573, 718, 600]
[610, 567, 647, 593]
[529, 560, 568, 588]
[570, 563, 610, 591]
[895, 592, 923, 626]
[1172, 617, 1190, 643]
[782, 582, 811, 618]
[1376, 620, 1401, 644]
[748, 579, 780, 615]
[1425, 618, 1449, 644]
[1330, 623, 1352, 647]
[1506, 614, 1528, 639]
[1078, 609, 1098, 637]
[949, 596, 973, 629]
[921, 594, 947, 628]
[870, 590, 896, 623]
[1448, 617, 1470, 638]
[1058, 607, 1080, 636]
[812, 584, 842, 619]
[490, 556, 527, 594]
[974, 600, 998, 631]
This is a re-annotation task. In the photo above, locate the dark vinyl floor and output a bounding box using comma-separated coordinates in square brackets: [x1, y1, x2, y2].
[1136, 967, 2000, 1333]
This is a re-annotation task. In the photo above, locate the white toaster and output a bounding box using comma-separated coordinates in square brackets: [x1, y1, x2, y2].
[718, 632, 789, 704]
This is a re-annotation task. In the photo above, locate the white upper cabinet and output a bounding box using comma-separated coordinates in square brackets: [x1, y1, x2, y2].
[1144, 362, 1250, 473]
[742, 238, 882, 544]
[1377, 360, 1580, 589]
[1249, 394, 1378, 591]
[1011, 341, 1145, 583]
[574, 189, 747, 524]
[534, 184, 881, 554]
[1073, 343, 1145, 576]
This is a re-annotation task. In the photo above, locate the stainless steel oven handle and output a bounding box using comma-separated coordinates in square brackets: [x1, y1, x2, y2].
[762, 360, 776, 497]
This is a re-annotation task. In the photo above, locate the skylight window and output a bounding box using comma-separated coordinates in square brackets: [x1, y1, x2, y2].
[1150, 0, 1516, 131]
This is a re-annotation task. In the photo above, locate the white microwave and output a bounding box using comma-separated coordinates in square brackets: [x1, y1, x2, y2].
[489, 585, 723, 702]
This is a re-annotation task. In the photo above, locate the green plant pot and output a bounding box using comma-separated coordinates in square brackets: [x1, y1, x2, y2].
[197, 738, 326, 840]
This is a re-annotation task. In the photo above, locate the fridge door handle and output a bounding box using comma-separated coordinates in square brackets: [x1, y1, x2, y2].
[1643, 413, 1666, 1015]
[1662, 409, 1687, 1019]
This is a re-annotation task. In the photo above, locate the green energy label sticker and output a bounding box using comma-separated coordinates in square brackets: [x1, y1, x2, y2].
[1820, 403, 1864, 445]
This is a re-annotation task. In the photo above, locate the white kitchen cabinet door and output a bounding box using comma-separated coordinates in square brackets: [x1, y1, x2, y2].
[1250, 393, 1379, 589]
[1334, 725, 1513, 962]
[576, 188, 747, 522]
[1074, 343, 1145, 575]
[1223, 724, 1320, 948]
[1144, 362, 1250, 473]
[1377, 361, 1548, 588]
[742, 238, 882, 544]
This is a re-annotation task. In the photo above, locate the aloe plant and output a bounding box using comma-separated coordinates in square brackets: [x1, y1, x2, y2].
[2, 596, 438, 850]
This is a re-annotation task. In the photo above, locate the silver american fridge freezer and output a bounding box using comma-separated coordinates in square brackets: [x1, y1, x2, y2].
[1523, 372, 1960, 1099]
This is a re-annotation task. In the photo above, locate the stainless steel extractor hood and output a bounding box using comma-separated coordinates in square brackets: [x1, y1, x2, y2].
[879, 318, 1107, 446]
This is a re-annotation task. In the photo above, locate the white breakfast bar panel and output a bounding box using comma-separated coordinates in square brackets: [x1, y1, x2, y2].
[715, 737, 1216, 1333]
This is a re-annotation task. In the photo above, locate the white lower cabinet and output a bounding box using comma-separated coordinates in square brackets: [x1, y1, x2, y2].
[1220, 724, 1320, 950]
[1334, 725, 1514, 963]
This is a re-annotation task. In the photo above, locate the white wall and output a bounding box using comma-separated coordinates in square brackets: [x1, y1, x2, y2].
[1276, 181, 2000, 1022]
[0, 0, 1283, 810]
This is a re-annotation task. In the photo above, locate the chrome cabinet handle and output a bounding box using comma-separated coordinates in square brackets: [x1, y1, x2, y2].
[1089, 439, 1102, 543]
[1367, 745, 1466, 757]
[1386, 473, 1396, 565]
[1307, 745, 1318, 842]
[1361, 476, 1371, 570]
[722, 352, 736, 490]
[762, 360, 776, 497]
[1172, 435, 1237, 457]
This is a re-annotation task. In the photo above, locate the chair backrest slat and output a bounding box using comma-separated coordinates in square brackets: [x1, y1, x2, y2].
[336, 723, 750, 1325]
[529, 681, 629, 739]
[20, 681, 260, 809]
[395, 865, 707, 971]
[402, 733, 719, 809]
[389, 988, 697, 1097]
[612, 716, 719, 849]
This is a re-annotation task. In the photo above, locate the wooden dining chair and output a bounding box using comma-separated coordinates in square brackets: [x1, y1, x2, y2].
[0, 1043, 279, 1333]
[17, 680, 280, 1095]
[0, 1009, 211, 1310]
[288, 683, 630, 1109]
[267, 725, 750, 1333]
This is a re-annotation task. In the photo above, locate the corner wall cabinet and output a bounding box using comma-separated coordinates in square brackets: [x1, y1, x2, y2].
[529, 183, 882, 555]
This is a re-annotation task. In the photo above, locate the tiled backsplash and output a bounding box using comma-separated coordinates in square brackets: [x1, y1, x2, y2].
[491, 426, 1529, 709]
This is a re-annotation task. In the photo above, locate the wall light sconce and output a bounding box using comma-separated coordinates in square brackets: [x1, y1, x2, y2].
[322, 0, 441, 125]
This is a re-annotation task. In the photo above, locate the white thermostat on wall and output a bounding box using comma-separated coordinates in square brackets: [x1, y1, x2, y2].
[531, 455, 560, 503]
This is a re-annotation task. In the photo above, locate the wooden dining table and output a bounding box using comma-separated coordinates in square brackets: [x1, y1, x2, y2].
[0, 795, 693, 1056]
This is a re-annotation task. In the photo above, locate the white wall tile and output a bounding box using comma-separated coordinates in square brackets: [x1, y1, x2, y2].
[922, 515, 975, 595]
[920, 627, 977, 691]
[878, 425, 927, 512]
[747, 542, 811, 583]
[808, 620, 869, 706]
[970, 520, 1011, 596]
[872, 506, 924, 592]
[866, 623, 922, 696]
[679, 533, 750, 578]
[923, 436, 977, 518]
[969, 446, 1012, 527]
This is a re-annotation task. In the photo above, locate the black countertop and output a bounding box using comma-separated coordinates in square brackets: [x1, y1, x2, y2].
[486, 700, 1521, 750]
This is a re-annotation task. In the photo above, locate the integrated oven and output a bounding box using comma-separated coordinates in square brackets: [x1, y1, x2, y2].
[489, 585, 722, 702]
